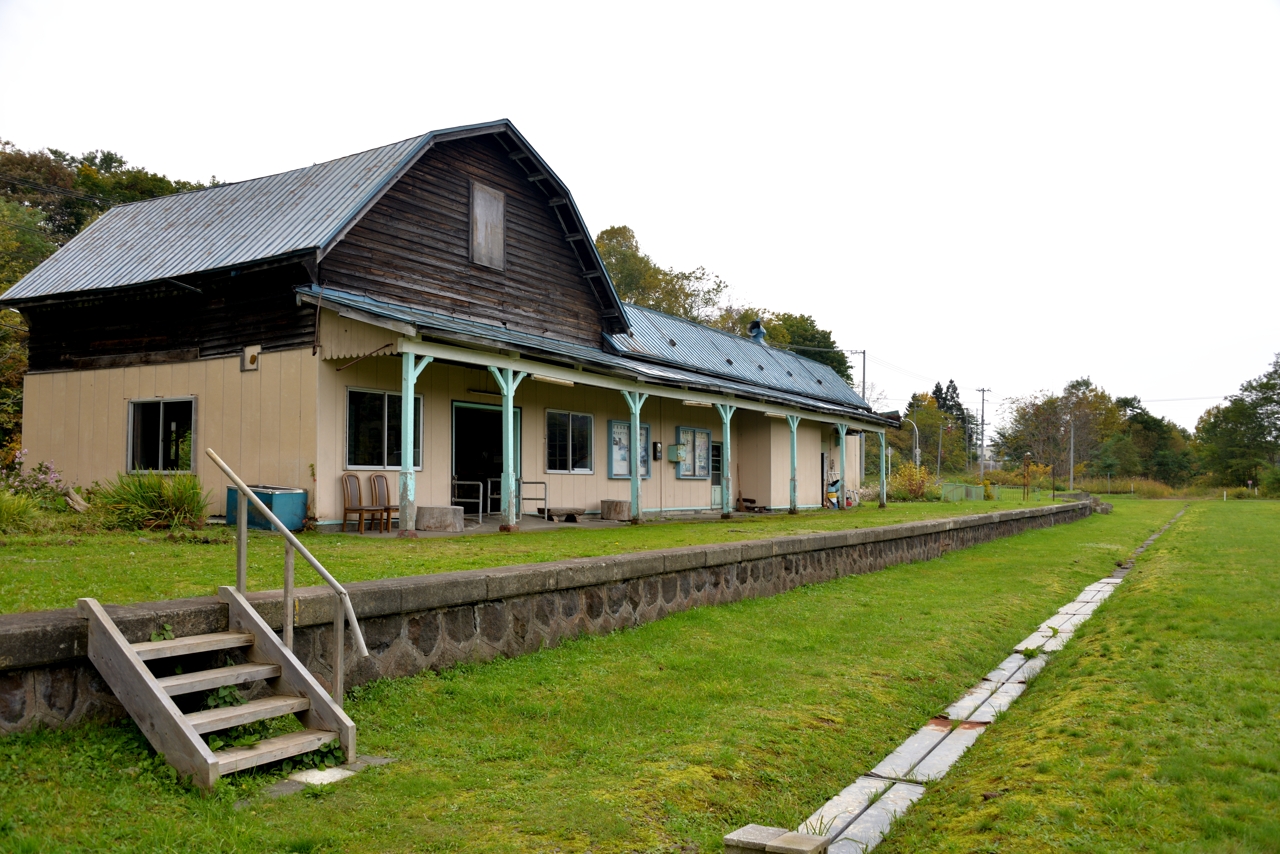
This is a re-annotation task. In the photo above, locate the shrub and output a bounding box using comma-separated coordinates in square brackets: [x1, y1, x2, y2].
[1260, 467, 1280, 498]
[0, 490, 38, 533]
[90, 472, 209, 530]
[889, 463, 932, 500]
[0, 450, 69, 511]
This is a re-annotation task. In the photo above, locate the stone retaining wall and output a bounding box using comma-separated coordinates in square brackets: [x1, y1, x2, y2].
[0, 502, 1091, 735]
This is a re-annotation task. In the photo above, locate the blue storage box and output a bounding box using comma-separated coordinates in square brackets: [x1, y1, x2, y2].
[226, 485, 308, 532]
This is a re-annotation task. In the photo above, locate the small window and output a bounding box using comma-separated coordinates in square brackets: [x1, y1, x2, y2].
[676, 426, 712, 479]
[547, 410, 593, 473]
[608, 420, 651, 479]
[129, 398, 195, 472]
[470, 181, 506, 270]
[346, 388, 423, 469]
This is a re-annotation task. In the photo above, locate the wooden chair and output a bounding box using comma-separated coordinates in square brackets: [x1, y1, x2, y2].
[341, 473, 384, 533]
[370, 473, 397, 533]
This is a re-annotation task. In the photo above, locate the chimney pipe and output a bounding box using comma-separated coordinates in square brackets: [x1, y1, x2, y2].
[747, 319, 767, 345]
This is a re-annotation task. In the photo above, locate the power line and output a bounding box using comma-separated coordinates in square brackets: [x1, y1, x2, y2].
[0, 220, 60, 240]
[0, 172, 112, 204]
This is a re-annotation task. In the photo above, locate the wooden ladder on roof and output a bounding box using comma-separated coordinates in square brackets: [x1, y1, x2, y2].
[77, 448, 369, 790]
[78, 587, 355, 790]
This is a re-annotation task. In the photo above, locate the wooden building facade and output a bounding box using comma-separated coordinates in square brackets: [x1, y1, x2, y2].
[3, 120, 891, 527]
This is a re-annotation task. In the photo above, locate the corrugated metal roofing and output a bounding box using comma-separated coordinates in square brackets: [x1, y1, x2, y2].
[610, 304, 870, 410]
[1, 135, 430, 301]
[303, 286, 882, 423]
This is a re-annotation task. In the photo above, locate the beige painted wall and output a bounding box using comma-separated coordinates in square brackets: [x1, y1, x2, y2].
[22, 350, 320, 516]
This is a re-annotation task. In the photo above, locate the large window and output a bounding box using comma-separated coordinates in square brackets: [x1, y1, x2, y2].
[129, 398, 195, 472]
[675, 426, 712, 479]
[346, 389, 423, 469]
[547, 410, 593, 473]
[608, 420, 651, 479]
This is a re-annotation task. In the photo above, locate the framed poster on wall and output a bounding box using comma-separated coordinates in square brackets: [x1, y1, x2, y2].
[676, 426, 712, 478]
[608, 420, 651, 478]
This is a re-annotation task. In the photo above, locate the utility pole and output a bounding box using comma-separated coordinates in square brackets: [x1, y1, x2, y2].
[976, 388, 991, 482]
[1068, 416, 1075, 492]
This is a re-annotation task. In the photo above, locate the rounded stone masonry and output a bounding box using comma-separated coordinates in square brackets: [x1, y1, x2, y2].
[416, 505, 464, 532]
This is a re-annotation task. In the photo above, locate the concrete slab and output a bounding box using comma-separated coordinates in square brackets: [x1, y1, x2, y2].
[984, 653, 1028, 684]
[828, 782, 926, 853]
[1011, 654, 1047, 682]
[1042, 632, 1070, 652]
[1096, 577, 1123, 585]
[970, 682, 1025, 723]
[799, 776, 890, 839]
[290, 767, 356, 785]
[766, 831, 830, 853]
[944, 682, 999, 721]
[1015, 630, 1051, 651]
[869, 720, 950, 780]
[1059, 600, 1099, 616]
[909, 722, 985, 781]
[725, 824, 789, 853]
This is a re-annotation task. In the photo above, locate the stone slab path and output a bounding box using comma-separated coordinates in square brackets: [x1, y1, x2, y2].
[724, 507, 1186, 854]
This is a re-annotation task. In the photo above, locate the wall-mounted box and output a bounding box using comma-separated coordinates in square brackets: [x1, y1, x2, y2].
[667, 443, 687, 463]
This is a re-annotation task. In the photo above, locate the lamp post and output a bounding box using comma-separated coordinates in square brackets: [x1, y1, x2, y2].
[902, 417, 920, 467]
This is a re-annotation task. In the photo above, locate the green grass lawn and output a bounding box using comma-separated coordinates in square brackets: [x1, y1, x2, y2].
[878, 500, 1280, 854]
[0, 498, 1054, 614]
[0, 501, 1176, 853]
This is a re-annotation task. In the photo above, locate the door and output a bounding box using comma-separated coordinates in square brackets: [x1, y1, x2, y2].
[710, 442, 723, 509]
[452, 402, 521, 513]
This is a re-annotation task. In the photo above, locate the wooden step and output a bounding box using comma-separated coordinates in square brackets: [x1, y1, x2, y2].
[213, 729, 339, 775]
[185, 695, 310, 734]
[132, 631, 255, 661]
[155, 663, 282, 696]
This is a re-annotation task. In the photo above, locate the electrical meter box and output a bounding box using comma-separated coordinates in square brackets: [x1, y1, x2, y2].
[667, 443, 687, 463]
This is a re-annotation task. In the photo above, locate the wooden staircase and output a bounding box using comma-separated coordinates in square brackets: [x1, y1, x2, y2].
[79, 585, 355, 790]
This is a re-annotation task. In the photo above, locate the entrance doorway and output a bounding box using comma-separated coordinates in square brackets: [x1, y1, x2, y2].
[710, 442, 723, 509]
[452, 402, 521, 513]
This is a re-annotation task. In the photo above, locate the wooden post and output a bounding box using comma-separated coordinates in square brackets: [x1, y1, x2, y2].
[715, 403, 736, 517]
[622, 390, 649, 523]
[488, 366, 527, 531]
[879, 431, 887, 508]
[787, 415, 800, 515]
[236, 491, 248, 593]
[283, 541, 294, 651]
[399, 353, 432, 537]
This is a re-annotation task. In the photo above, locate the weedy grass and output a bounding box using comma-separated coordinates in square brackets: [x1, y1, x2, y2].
[878, 500, 1280, 854]
[1, 500, 1050, 614]
[0, 501, 1176, 853]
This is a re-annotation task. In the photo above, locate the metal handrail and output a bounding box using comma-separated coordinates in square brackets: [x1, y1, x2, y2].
[206, 449, 369, 673]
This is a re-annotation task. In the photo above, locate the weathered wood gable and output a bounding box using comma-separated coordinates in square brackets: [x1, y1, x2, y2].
[320, 135, 608, 350]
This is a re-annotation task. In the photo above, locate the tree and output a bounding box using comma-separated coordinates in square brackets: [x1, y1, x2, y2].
[1195, 400, 1271, 485]
[768, 313, 851, 382]
[593, 226, 727, 323]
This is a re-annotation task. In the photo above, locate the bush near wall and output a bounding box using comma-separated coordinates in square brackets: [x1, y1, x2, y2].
[89, 472, 209, 530]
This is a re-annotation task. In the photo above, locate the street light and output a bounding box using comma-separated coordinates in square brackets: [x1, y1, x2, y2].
[902, 417, 920, 466]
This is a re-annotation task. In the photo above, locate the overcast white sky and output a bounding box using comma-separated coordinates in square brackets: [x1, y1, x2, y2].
[2, 0, 1277, 432]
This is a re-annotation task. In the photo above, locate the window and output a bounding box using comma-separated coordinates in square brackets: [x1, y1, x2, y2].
[470, 181, 506, 270]
[346, 389, 423, 469]
[675, 426, 712, 479]
[129, 398, 195, 472]
[547, 410, 593, 473]
[608, 420, 651, 479]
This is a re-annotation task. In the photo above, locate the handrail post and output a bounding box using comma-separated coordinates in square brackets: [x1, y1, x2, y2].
[332, 592, 345, 705]
[235, 492, 248, 594]
[283, 542, 295, 651]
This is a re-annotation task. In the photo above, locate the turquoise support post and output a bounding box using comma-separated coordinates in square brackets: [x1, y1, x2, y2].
[838, 424, 847, 510]
[714, 403, 736, 517]
[787, 414, 800, 514]
[399, 353, 432, 535]
[621, 390, 648, 523]
[488, 366, 527, 531]
[878, 431, 887, 508]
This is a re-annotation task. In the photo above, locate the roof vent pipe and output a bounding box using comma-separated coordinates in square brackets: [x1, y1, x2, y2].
[747, 319, 767, 345]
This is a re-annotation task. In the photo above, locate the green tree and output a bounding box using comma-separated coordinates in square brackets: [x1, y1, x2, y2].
[1195, 400, 1271, 485]
[768, 313, 851, 381]
[593, 226, 727, 323]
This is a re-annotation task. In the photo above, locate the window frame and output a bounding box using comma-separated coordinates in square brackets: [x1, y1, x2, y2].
[126, 396, 197, 474]
[545, 409, 595, 475]
[675, 426, 713, 479]
[470, 180, 506, 271]
[344, 387, 424, 471]
[607, 420, 652, 479]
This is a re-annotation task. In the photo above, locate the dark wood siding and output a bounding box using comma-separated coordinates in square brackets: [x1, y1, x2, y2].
[24, 264, 314, 372]
[320, 136, 607, 350]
